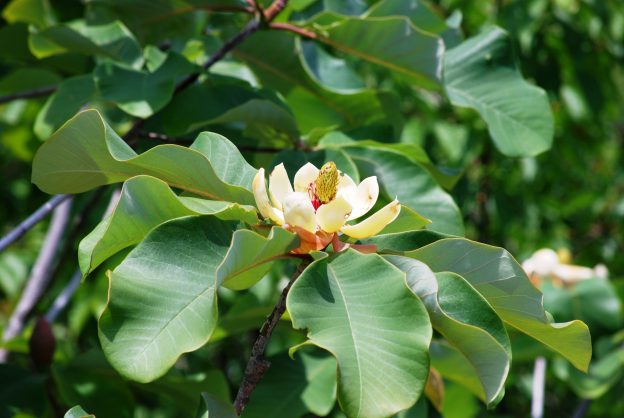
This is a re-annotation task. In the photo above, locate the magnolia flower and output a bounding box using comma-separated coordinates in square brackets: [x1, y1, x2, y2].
[522, 248, 608, 284]
[252, 161, 400, 251]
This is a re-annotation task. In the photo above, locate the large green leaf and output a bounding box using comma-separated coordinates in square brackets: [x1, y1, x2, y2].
[34, 74, 96, 140]
[553, 349, 624, 399]
[287, 250, 431, 418]
[385, 256, 510, 404]
[99, 216, 297, 382]
[407, 238, 591, 371]
[99, 216, 234, 382]
[162, 82, 300, 144]
[309, 15, 443, 89]
[79, 175, 259, 277]
[29, 20, 143, 68]
[444, 26, 553, 157]
[95, 52, 195, 118]
[2, 0, 56, 27]
[363, 230, 450, 253]
[242, 352, 337, 418]
[32, 110, 257, 205]
[235, 31, 389, 133]
[218, 227, 299, 290]
[341, 145, 464, 235]
[428, 340, 485, 400]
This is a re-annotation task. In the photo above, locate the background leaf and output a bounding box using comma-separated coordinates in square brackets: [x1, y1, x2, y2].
[444, 26, 554, 157]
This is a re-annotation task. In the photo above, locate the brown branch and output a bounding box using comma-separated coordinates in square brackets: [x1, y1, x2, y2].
[0, 86, 56, 105]
[233, 257, 311, 415]
[269, 22, 317, 39]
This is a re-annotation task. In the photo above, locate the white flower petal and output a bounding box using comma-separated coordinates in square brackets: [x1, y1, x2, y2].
[283, 192, 317, 233]
[340, 199, 400, 239]
[252, 169, 284, 224]
[268, 163, 293, 210]
[316, 196, 352, 233]
[293, 162, 319, 193]
[347, 176, 379, 220]
[336, 173, 357, 204]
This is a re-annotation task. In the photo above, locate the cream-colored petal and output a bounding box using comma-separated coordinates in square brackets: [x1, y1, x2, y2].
[316, 196, 352, 233]
[336, 173, 357, 204]
[340, 199, 400, 239]
[268, 163, 293, 210]
[347, 176, 379, 220]
[252, 169, 284, 224]
[293, 162, 319, 193]
[283, 192, 317, 233]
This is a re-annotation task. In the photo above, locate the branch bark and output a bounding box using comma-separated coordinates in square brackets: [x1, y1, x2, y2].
[0, 86, 56, 105]
[0, 194, 71, 253]
[233, 257, 311, 415]
[0, 197, 73, 362]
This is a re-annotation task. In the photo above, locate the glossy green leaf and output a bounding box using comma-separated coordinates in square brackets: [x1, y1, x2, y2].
[407, 238, 591, 371]
[99, 216, 234, 382]
[428, 340, 485, 400]
[378, 205, 431, 234]
[32, 110, 257, 205]
[363, 230, 450, 253]
[386, 256, 510, 404]
[219, 227, 298, 290]
[79, 175, 258, 277]
[242, 351, 337, 418]
[64, 406, 95, 418]
[444, 26, 553, 157]
[95, 52, 195, 117]
[235, 31, 389, 133]
[309, 15, 443, 89]
[162, 82, 299, 144]
[287, 250, 431, 418]
[34, 74, 96, 140]
[342, 146, 464, 235]
[301, 41, 364, 92]
[29, 20, 143, 68]
[99, 216, 296, 381]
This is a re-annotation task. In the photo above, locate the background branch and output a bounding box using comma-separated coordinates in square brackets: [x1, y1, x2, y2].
[0, 197, 73, 362]
[233, 257, 311, 415]
[0, 194, 71, 253]
[0, 86, 56, 105]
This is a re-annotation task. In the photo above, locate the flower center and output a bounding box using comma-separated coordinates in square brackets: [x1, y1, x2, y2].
[314, 161, 339, 204]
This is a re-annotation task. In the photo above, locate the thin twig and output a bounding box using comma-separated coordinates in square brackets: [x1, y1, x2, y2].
[0, 197, 73, 362]
[0, 194, 71, 253]
[0, 86, 57, 105]
[531, 356, 547, 418]
[233, 257, 311, 415]
[269, 22, 317, 39]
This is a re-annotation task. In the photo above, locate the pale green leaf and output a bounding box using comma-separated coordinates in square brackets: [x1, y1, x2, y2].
[64, 406, 95, 418]
[32, 110, 257, 205]
[79, 175, 258, 277]
[407, 238, 591, 371]
[444, 26, 553, 157]
[309, 15, 443, 89]
[287, 250, 431, 418]
[386, 256, 510, 404]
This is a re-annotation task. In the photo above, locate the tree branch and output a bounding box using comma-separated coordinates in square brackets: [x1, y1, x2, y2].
[0, 194, 71, 253]
[0, 86, 57, 105]
[269, 23, 317, 39]
[233, 257, 311, 415]
[0, 197, 73, 362]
